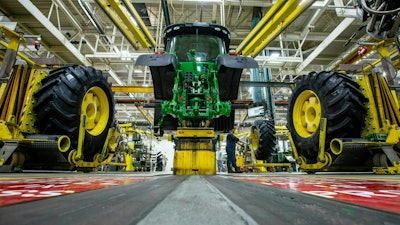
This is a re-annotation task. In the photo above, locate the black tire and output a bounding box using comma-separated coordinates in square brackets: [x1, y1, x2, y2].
[154, 101, 178, 134]
[287, 71, 366, 163]
[251, 119, 277, 160]
[33, 65, 115, 161]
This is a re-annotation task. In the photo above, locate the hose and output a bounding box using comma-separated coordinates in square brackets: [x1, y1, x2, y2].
[361, 0, 400, 16]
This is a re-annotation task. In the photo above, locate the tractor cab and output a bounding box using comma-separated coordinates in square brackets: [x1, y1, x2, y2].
[167, 34, 225, 62]
[164, 23, 230, 62]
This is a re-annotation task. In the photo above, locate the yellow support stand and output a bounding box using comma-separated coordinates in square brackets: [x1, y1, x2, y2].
[125, 153, 134, 171]
[289, 118, 331, 173]
[172, 128, 217, 175]
[174, 150, 216, 175]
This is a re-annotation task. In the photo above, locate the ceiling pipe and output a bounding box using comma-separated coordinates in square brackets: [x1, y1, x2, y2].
[106, 0, 150, 49]
[236, 0, 287, 54]
[95, 0, 139, 49]
[242, 0, 301, 56]
[161, 0, 171, 26]
[121, 0, 156, 48]
[77, 0, 111, 45]
[250, 0, 316, 58]
[55, 0, 83, 34]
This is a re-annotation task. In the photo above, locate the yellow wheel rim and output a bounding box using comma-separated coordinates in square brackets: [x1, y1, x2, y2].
[250, 129, 259, 151]
[293, 90, 321, 138]
[81, 86, 110, 136]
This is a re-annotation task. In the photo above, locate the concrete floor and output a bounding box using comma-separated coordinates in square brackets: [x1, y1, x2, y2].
[0, 172, 400, 225]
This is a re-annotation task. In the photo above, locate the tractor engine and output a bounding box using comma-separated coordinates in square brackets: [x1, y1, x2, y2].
[160, 48, 231, 128]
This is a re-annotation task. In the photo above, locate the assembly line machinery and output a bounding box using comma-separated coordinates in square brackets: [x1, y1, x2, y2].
[0, 0, 161, 173]
[116, 123, 163, 172]
[0, 21, 277, 174]
[0, 25, 119, 172]
[230, 120, 292, 173]
[286, 0, 400, 174]
[3, 0, 400, 176]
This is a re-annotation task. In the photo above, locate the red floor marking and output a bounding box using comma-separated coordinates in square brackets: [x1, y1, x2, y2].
[237, 176, 400, 214]
[0, 176, 155, 206]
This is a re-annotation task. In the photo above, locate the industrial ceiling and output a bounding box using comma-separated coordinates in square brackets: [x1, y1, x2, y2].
[0, 0, 390, 128]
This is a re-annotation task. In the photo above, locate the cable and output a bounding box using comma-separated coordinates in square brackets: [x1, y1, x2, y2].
[360, 0, 400, 16]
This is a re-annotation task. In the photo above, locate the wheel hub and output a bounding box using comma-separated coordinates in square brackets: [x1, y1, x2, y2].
[82, 86, 110, 136]
[293, 90, 321, 138]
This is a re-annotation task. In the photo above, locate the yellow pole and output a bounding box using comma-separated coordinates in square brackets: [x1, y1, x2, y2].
[236, 0, 288, 54]
[96, 0, 139, 49]
[106, 0, 150, 48]
[250, 0, 315, 57]
[241, 0, 300, 56]
[122, 0, 156, 48]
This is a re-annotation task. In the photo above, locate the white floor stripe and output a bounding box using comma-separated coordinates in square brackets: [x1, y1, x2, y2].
[136, 176, 258, 225]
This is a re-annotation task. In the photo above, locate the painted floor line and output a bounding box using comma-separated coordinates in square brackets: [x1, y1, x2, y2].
[136, 176, 259, 225]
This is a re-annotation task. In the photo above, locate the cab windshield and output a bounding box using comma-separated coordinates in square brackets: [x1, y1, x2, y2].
[168, 34, 225, 62]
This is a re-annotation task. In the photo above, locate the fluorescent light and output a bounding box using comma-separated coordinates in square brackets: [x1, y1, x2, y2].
[271, 52, 280, 57]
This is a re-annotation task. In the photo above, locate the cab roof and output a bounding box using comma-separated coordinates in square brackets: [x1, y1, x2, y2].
[163, 23, 231, 50]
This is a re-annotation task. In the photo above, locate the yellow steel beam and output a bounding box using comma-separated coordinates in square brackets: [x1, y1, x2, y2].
[135, 104, 154, 125]
[378, 72, 400, 125]
[0, 39, 45, 68]
[363, 41, 398, 72]
[111, 85, 154, 93]
[121, 0, 156, 48]
[251, 0, 316, 58]
[2, 65, 22, 122]
[372, 72, 385, 128]
[106, 0, 150, 49]
[239, 110, 248, 123]
[0, 25, 25, 50]
[236, 0, 288, 54]
[241, 0, 300, 56]
[96, 0, 139, 50]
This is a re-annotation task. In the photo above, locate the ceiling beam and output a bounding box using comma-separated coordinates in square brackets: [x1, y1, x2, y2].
[17, 0, 90, 66]
[112, 86, 154, 93]
[296, 17, 355, 74]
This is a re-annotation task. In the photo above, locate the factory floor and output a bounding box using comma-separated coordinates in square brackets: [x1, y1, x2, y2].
[1, 171, 400, 225]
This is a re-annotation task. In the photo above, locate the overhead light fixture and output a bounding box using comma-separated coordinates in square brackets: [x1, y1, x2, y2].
[270, 52, 280, 57]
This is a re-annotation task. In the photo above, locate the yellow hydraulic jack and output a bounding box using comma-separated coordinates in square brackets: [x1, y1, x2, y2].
[170, 128, 219, 175]
[67, 114, 116, 171]
[288, 118, 332, 173]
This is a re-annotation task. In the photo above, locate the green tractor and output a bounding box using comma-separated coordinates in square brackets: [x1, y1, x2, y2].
[136, 23, 258, 133]
[136, 23, 269, 174]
